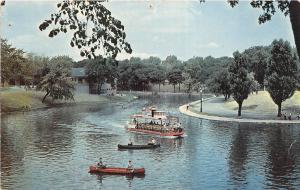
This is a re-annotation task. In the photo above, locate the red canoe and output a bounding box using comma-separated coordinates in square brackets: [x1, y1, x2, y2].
[89, 166, 145, 175]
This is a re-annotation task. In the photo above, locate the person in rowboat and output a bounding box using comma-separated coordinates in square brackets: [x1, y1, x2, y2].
[127, 160, 134, 172]
[148, 138, 157, 145]
[97, 157, 106, 168]
[128, 138, 133, 146]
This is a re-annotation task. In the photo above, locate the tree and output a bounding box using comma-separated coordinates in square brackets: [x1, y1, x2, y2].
[247, 72, 261, 95]
[26, 54, 51, 86]
[167, 68, 183, 93]
[225, 0, 300, 59]
[143, 56, 161, 65]
[37, 56, 75, 102]
[228, 52, 252, 116]
[266, 39, 299, 117]
[182, 60, 203, 94]
[86, 56, 118, 93]
[147, 65, 166, 92]
[1, 39, 27, 86]
[39, 1, 132, 59]
[243, 46, 270, 87]
[207, 69, 231, 100]
[117, 59, 131, 90]
[162, 55, 181, 72]
[182, 71, 194, 94]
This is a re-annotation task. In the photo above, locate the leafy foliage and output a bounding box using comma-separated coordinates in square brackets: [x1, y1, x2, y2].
[266, 39, 298, 116]
[37, 56, 75, 102]
[39, 1, 132, 59]
[228, 51, 252, 116]
[86, 56, 118, 93]
[207, 69, 231, 100]
[1, 39, 27, 86]
[228, 0, 290, 24]
[243, 46, 270, 86]
[226, 0, 300, 58]
[167, 67, 184, 93]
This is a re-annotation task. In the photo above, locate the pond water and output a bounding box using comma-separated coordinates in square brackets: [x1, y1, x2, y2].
[1, 94, 300, 190]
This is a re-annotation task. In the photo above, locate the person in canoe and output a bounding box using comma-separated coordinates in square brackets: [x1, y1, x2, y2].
[97, 157, 106, 168]
[128, 138, 133, 146]
[127, 160, 134, 172]
[148, 138, 157, 145]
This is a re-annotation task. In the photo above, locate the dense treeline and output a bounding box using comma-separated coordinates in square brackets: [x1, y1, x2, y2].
[1, 39, 75, 102]
[1, 38, 299, 116]
[75, 55, 233, 92]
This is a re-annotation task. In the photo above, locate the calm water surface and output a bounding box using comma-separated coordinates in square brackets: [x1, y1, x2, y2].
[1, 94, 300, 190]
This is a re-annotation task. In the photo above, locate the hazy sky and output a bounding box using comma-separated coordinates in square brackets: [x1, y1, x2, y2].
[1, 1, 295, 61]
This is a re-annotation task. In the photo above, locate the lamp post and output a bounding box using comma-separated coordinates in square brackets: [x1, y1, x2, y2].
[200, 88, 203, 112]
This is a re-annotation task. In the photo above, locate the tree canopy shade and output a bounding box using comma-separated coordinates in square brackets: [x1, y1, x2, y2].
[167, 67, 184, 93]
[39, 0, 132, 59]
[37, 56, 75, 102]
[228, 52, 252, 116]
[1, 39, 27, 86]
[243, 46, 270, 87]
[266, 39, 299, 117]
[207, 69, 231, 101]
[86, 56, 118, 93]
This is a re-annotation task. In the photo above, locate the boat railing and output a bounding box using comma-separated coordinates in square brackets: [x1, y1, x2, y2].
[135, 123, 183, 133]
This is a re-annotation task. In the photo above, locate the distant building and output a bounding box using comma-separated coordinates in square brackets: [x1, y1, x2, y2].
[71, 67, 117, 95]
[71, 67, 89, 94]
[71, 68, 88, 84]
[100, 82, 117, 96]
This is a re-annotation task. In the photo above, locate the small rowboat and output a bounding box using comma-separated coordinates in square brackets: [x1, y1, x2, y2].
[89, 166, 145, 175]
[118, 144, 160, 149]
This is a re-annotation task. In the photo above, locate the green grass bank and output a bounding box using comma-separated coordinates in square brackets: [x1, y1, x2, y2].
[0, 89, 136, 113]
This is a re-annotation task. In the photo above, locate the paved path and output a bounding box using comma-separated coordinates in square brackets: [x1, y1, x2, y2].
[179, 103, 300, 124]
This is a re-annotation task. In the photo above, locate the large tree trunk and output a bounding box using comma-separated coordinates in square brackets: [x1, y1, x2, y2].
[158, 83, 161, 92]
[178, 83, 181, 92]
[173, 85, 175, 93]
[42, 91, 50, 103]
[277, 102, 282, 117]
[290, 0, 300, 58]
[224, 94, 228, 101]
[238, 102, 242, 116]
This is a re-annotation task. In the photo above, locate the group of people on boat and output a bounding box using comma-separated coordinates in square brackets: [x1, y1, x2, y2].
[134, 122, 183, 133]
[97, 157, 134, 172]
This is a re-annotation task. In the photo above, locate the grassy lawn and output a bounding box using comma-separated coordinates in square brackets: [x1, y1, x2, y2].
[0, 89, 136, 113]
[0, 90, 46, 112]
[225, 91, 300, 113]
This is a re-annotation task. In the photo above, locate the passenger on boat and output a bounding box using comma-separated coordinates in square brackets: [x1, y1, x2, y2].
[148, 138, 157, 145]
[128, 160, 134, 172]
[162, 124, 167, 133]
[97, 157, 106, 168]
[128, 138, 133, 146]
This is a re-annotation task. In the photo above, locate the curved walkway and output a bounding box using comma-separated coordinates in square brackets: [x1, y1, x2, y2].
[179, 103, 300, 124]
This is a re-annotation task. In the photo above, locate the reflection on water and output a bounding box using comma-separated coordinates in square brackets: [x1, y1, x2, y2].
[1, 94, 300, 189]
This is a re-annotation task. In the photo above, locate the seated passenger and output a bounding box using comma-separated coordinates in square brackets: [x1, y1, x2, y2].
[97, 157, 106, 168]
[127, 160, 134, 172]
[148, 138, 156, 145]
[128, 138, 133, 146]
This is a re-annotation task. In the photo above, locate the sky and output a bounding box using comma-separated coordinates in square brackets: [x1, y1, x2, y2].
[1, 0, 295, 61]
